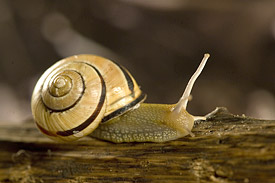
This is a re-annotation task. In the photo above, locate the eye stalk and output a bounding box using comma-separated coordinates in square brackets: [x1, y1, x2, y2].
[172, 53, 210, 114]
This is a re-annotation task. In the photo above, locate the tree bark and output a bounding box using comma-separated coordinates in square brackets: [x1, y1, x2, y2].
[0, 107, 275, 183]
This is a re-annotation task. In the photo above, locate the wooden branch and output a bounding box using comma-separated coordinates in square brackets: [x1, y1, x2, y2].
[1, 107, 275, 183]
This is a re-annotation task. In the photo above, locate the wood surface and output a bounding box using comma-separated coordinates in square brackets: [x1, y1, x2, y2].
[0, 107, 275, 183]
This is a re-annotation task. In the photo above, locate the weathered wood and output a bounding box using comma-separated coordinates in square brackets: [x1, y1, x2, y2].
[0, 107, 275, 183]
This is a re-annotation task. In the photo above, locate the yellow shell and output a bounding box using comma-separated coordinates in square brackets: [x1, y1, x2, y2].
[31, 54, 146, 141]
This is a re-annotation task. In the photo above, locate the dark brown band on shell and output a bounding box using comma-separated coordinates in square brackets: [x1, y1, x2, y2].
[56, 64, 106, 136]
[43, 70, 85, 113]
[101, 92, 146, 123]
[114, 63, 135, 96]
[36, 122, 57, 137]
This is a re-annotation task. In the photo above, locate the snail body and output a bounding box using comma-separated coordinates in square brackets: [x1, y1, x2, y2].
[91, 103, 194, 143]
[31, 54, 210, 143]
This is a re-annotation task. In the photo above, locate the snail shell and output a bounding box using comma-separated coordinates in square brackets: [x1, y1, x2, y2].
[31, 55, 146, 141]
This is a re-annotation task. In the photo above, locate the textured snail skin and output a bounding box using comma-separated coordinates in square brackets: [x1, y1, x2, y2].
[91, 103, 194, 143]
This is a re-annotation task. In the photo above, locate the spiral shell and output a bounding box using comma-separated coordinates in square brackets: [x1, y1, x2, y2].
[31, 54, 146, 141]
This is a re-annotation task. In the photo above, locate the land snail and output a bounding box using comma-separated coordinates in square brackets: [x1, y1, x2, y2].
[31, 54, 210, 143]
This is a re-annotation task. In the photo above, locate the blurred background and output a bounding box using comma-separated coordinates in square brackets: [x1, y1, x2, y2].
[0, 0, 275, 123]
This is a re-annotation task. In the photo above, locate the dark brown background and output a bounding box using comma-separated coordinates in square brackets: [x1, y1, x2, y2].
[0, 0, 274, 123]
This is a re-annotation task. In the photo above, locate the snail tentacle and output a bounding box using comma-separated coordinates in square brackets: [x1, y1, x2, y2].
[172, 54, 210, 114]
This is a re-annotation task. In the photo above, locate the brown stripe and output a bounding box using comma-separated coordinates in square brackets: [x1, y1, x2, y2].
[101, 92, 146, 123]
[56, 64, 106, 137]
[43, 70, 85, 113]
[36, 122, 57, 137]
[114, 63, 135, 97]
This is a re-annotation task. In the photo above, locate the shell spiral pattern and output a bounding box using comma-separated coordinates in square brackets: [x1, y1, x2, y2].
[31, 55, 145, 141]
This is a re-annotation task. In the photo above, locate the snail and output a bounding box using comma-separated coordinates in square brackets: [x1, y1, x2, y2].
[31, 54, 210, 143]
